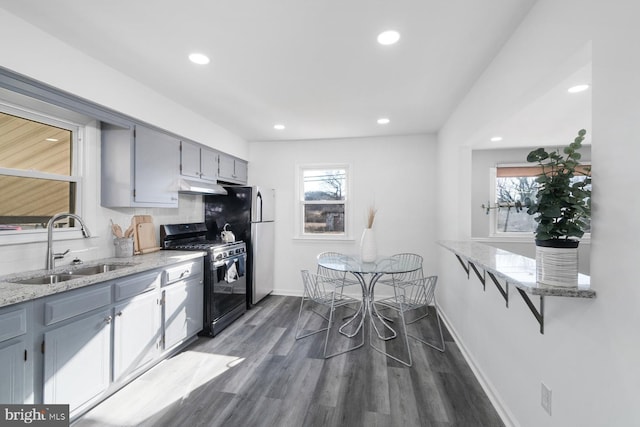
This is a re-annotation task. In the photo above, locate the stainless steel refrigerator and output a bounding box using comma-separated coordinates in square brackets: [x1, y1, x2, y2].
[204, 186, 275, 307]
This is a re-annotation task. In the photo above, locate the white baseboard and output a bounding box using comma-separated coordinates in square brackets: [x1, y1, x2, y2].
[438, 308, 520, 427]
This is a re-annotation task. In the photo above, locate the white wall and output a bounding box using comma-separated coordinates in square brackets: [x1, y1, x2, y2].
[248, 134, 437, 296]
[437, 0, 640, 426]
[0, 9, 247, 275]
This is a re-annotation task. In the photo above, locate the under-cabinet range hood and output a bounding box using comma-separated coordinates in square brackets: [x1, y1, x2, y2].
[177, 178, 228, 195]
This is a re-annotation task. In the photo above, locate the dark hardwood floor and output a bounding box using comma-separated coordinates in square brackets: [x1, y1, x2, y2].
[74, 295, 504, 427]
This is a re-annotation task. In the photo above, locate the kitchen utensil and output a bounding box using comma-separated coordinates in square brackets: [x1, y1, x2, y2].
[110, 219, 123, 238]
[221, 223, 235, 243]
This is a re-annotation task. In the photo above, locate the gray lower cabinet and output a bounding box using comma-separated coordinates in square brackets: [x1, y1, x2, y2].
[43, 308, 112, 411]
[0, 303, 32, 404]
[113, 290, 161, 382]
[5, 258, 204, 419]
[163, 259, 204, 350]
[164, 277, 203, 350]
[0, 341, 28, 403]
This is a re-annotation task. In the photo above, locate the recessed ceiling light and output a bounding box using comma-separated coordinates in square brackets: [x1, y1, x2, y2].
[490, 136, 503, 142]
[377, 30, 400, 46]
[568, 84, 589, 93]
[377, 118, 390, 125]
[273, 124, 285, 130]
[45, 138, 59, 142]
[188, 53, 210, 65]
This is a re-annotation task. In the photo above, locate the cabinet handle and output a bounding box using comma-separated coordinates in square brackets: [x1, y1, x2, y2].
[116, 311, 123, 316]
[105, 315, 113, 324]
[180, 269, 190, 278]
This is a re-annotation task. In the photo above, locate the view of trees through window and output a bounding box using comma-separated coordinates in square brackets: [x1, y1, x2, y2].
[302, 168, 346, 234]
[495, 176, 538, 232]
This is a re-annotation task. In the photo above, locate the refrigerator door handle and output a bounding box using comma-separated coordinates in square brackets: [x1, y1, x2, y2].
[256, 191, 263, 222]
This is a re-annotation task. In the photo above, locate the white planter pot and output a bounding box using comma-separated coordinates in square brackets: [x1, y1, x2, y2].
[360, 228, 377, 262]
[535, 242, 578, 287]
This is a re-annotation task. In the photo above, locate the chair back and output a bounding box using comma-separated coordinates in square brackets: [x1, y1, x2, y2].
[390, 253, 424, 282]
[301, 269, 343, 302]
[400, 275, 438, 306]
[317, 251, 351, 281]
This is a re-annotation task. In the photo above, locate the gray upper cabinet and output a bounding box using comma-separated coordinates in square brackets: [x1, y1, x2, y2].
[218, 153, 248, 184]
[101, 123, 180, 208]
[180, 140, 219, 182]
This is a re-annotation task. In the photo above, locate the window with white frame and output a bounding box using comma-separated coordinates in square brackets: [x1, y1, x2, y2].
[0, 107, 81, 232]
[298, 165, 349, 238]
[490, 165, 591, 235]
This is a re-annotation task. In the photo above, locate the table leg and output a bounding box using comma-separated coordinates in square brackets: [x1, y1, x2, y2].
[337, 272, 397, 342]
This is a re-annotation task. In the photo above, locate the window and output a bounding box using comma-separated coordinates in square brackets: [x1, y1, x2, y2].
[298, 165, 349, 238]
[491, 165, 591, 235]
[0, 108, 80, 232]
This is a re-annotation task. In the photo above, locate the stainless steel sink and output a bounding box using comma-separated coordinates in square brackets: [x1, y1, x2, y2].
[13, 274, 85, 285]
[9, 263, 137, 285]
[69, 263, 134, 275]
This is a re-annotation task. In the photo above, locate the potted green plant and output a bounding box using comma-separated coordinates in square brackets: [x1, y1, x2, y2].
[526, 129, 591, 286]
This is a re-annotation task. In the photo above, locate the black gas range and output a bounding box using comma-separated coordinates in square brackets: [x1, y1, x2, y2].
[160, 223, 247, 336]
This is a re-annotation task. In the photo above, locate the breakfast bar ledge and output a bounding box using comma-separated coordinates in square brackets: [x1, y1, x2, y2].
[437, 241, 595, 334]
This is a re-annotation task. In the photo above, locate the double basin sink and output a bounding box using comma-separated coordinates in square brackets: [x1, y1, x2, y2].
[12, 263, 136, 285]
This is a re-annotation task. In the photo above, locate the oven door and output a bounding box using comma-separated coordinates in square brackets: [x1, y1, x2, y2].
[211, 253, 247, 321]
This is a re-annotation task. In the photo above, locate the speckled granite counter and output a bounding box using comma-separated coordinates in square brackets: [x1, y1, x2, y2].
[0, 250, 205, 308]
[438, 240, 595, 298]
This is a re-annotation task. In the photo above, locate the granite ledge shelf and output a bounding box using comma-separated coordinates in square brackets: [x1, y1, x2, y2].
[438, 240, 596, 299]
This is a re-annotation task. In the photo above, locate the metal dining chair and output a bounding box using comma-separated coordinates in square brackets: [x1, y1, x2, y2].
[377, 253, 425, 287]
[316, 251, 361, 287]
[371, 275, 445, 366]
[295, 270, 364, 358]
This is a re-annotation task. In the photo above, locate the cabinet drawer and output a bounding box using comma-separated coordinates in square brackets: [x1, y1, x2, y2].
[114, 271, 161, 301]
[0, 307, 27, 342]
[44, 284, 112, 326]
[164, 260, 203, 286]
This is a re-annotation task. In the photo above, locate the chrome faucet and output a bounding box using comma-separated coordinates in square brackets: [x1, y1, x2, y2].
[46, 213, 92, 270]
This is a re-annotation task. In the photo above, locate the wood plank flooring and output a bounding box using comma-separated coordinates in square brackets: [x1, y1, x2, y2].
[73, 295, 504, 427]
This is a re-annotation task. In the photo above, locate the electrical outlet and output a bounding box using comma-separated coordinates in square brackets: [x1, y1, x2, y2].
[541, 382, 552, 415]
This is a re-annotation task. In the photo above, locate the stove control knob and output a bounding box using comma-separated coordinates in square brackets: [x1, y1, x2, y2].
[215, 253, 223, 260]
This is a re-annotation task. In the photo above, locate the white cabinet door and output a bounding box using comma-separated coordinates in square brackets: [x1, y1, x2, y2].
[113, 291, 161, 382]
[218, 153, 248, 184]
[0, 340, 27, 403]
[234, 159, 248, 183]
[180, 140, 201, 179]
[43, 309, 112, 411]
[134, 126, 180, 206]
[200, 147, 218, 182]
[164, 277, 203, 350]
[218, 153, 236, 182]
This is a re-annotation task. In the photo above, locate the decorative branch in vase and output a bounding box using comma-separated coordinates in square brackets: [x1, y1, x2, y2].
[366, 205, 377, 229]
[361, 205, 378, 262]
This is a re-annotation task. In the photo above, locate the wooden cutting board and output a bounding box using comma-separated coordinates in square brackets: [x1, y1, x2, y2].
[136, 222, 158, 253]
[131, 215, 160, 254]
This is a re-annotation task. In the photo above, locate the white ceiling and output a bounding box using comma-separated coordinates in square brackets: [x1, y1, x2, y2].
[1, 0, 546, 142]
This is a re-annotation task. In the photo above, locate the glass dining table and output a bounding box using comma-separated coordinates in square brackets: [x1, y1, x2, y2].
[317, 253, 422, 343]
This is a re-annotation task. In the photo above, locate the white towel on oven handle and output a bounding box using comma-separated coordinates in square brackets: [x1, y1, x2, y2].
[225, 260, 238, 283]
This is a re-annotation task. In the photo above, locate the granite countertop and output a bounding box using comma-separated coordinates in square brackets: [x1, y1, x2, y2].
[0, 250, 206, 308]
[438, 240, 595, 298]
